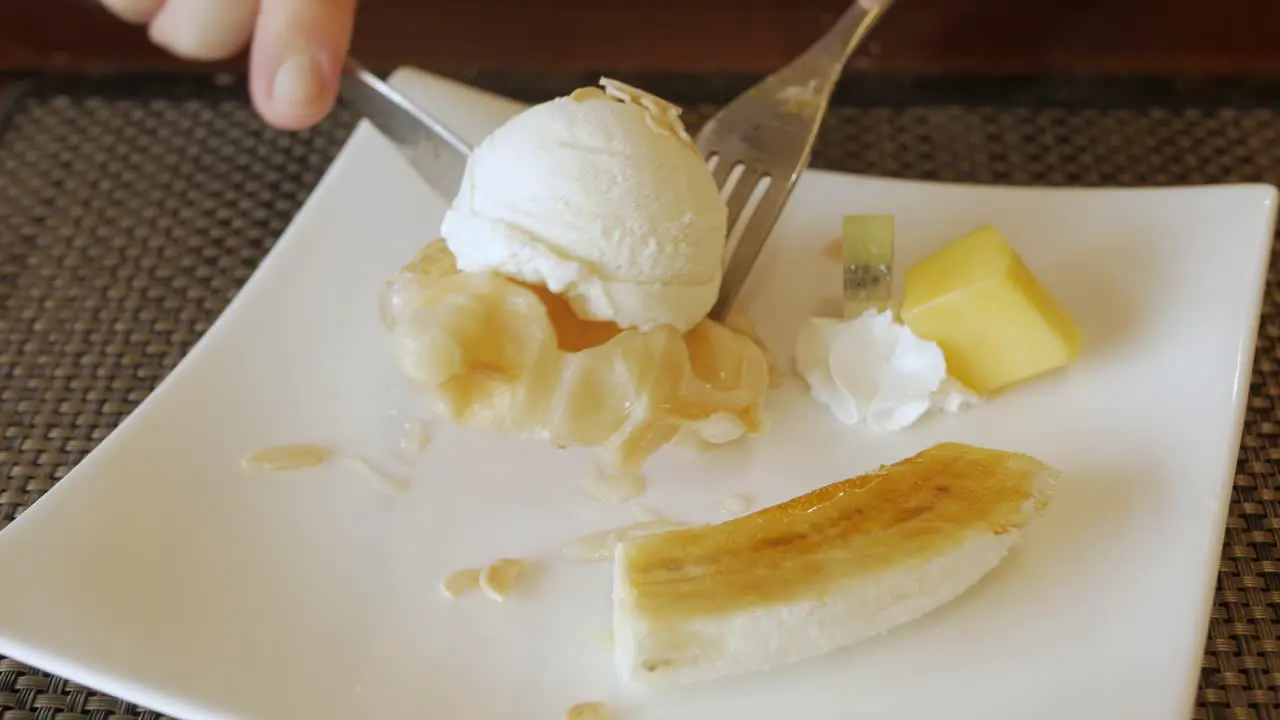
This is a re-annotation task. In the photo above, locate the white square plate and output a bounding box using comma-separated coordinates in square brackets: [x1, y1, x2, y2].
[0, 68, 1275, 720]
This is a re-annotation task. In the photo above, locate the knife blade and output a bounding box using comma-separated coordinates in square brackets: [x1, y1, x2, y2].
[338, 61, 472, 201]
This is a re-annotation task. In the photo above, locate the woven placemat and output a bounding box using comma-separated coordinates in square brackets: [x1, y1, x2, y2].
[1, 75, 1278, 720]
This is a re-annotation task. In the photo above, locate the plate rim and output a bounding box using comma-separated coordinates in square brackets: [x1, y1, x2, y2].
[0, 66, 1275, 720]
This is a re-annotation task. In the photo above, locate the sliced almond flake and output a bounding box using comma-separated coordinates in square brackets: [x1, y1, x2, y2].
[604, 76, 677, 113]
[639, 95, 668, 116]
[569, 86, 606, 102]
[601, 83, 635, 104]
[598, 76, 636, 97]
[566, 701, 615, 720]
[675, 126, 695, 146]
[720, 493, 753, 515]
[242, 443, 332, 472]
[439, 568, 482, 599]
[643, 111, 675, 139]
[667, 112, 695, 145]
[599, 76, 679, 111]
[479, 558, 527, 602]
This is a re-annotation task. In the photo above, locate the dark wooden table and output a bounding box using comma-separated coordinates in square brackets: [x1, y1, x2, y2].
[4, 0, 1280, 77]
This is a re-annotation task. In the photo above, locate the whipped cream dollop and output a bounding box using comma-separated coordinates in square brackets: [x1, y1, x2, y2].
[794, 310, 979, 432]
[440, 80, 726, 332]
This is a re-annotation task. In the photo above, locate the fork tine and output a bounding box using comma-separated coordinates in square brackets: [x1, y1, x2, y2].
[710, 183, 792, 320]
[709, 154, 736, 190]
[723, 167, 764, 231]
[698, 0, 893, 321]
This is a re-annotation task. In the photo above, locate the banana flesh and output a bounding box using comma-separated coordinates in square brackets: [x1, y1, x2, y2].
[612, 442, 1058, 685]
[380, 240, 770, 472]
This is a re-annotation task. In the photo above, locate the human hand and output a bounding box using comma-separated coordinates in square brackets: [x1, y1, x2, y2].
[100, 0, 358, 131]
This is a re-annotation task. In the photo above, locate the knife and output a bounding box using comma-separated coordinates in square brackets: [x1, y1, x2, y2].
[338, 60, 473, 201]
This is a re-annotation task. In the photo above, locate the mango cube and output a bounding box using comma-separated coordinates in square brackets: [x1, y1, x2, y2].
[900, 226, 1080, 395]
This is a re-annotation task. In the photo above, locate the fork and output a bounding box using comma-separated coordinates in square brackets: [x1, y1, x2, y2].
[701, 0, 895, 321]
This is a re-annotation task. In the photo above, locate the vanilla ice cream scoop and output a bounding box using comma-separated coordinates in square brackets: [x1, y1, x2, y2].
[440, 80, 727, 331]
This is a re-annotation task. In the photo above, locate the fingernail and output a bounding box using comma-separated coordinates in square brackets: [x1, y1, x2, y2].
[148, 0, 255, 61]
[104, 0, 164, 25]
[272, 54, 327, 111]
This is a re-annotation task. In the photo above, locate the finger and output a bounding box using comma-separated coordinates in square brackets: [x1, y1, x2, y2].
[148, 0, 260, 61]
[100, 0, 166, 25]
[249, 0, 358, 131]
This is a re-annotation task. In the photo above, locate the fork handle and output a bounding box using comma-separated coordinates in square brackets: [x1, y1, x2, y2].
[767, 0, 895, 96]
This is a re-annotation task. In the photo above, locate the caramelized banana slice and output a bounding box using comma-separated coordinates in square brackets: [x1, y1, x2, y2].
[612, 442, 1058, 685]
[382, 241, 769, 472]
